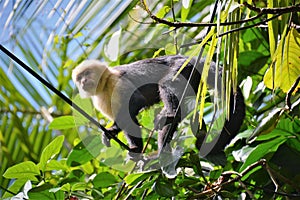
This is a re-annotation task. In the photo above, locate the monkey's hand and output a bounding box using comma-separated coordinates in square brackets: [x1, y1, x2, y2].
[102, 124, 121, 147]
[154, 114, 176, 130]
[102, 134, 111, 147]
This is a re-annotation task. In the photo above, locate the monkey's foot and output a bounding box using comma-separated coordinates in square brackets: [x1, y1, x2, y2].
[102, 128, 119, 147]
[127, 152, 143, 162]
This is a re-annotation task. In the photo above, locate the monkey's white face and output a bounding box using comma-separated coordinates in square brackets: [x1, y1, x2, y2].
[72, 60, 107, 98]
[77, 68, 99, 95]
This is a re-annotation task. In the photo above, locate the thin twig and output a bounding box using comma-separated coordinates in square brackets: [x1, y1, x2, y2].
[140, 0, 300, 28]
[244, 2, 300, 14]
[285, 75, 300, 110]
[238, 180, 255, 199]
[191, 159, 266, 198]
[218, 14, 281, 37]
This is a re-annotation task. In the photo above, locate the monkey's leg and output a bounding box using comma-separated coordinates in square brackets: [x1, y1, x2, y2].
[156, 85, 181, 152]
[154, 113, 176, 130]
[123, 123, 143, 160]
[124, 126, 143, 153]
[115, 106, 143, 156]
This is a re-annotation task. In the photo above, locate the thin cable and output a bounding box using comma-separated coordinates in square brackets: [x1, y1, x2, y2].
[0, 44, 130, 151]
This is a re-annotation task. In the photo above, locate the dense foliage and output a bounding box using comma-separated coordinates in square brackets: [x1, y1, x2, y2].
[0, 0, 299, 199]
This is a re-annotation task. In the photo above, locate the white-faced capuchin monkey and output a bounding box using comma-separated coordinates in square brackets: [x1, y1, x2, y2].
[72, 55, 245, 161]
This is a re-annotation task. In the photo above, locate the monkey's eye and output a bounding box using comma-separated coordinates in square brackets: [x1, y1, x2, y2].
[77, 75, 82, 82]
[84, 70, 91, 76]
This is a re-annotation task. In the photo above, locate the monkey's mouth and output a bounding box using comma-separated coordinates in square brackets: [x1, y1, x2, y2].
[82, 82, 95, 91]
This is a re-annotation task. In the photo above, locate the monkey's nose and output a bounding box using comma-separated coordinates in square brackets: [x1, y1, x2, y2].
[81, 78, 87, 85]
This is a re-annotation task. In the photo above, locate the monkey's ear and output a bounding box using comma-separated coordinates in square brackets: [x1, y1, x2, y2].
[72, 68, 81, 83]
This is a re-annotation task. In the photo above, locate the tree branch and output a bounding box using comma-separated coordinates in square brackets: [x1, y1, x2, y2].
[140, 0, 300, 28]
[218, 13, 281, 37]
[244, 2, 300, 14]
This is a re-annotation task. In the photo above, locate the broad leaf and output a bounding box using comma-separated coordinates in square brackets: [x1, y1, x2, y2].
[48, 116, 76, 130]
[93, 172, 117, 188]
[124, 171, 155, 186]
[67, 135, 104, 167]
[38, 135, 65, 171]
[3, 161, 39, 181]
[240, 136, 287, 172]
[264, 28, 300, 92]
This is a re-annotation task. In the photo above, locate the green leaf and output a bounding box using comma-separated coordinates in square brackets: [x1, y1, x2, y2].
[240, 136, 287, 172]
[98, 147, 136, 172]
[38, 135, 64, 171]
[2, 179, 28, 199]
[156, 6, 170, 18]
[266, 0, 282, 58]
[71, 182, 88, 191]
[153, 178, 178, 197]
[292, 118, 300, 132]
[254, 130, 283, 141]
[153, 48, 165, 58]
[62, 59, 74, 68]
[209, 168, 222, 180]
[232, 145, 255, 162]
[139, 106, 156, 130]
[73, 32, 83, 38]
[165, 43, 176, 55]
[255, 118, 294, 141]
[238, 51, 265, 66]
[264, 28, 300, 92]
[124, 171, 155, 186]
[104, 29, 122, 62]
[181, 0, 193, 21]
[276, 118, 296, 132]
[93, 172, 117, 188]
[48, 116, 75, 130]
[67, 135, 104, 167]
[3, 161, 39, 181]
[73, 95, 94, 125]
[53, 35, 60, 45]
[287, 138, 300, 152]
[248, 108, 281, 142]
[28, 187, 64, 200]
[60, 183, 71, 192]
[46, 159, 69, 171]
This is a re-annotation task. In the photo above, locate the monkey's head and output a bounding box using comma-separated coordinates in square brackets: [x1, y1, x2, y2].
[72, 60, 108, 98]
